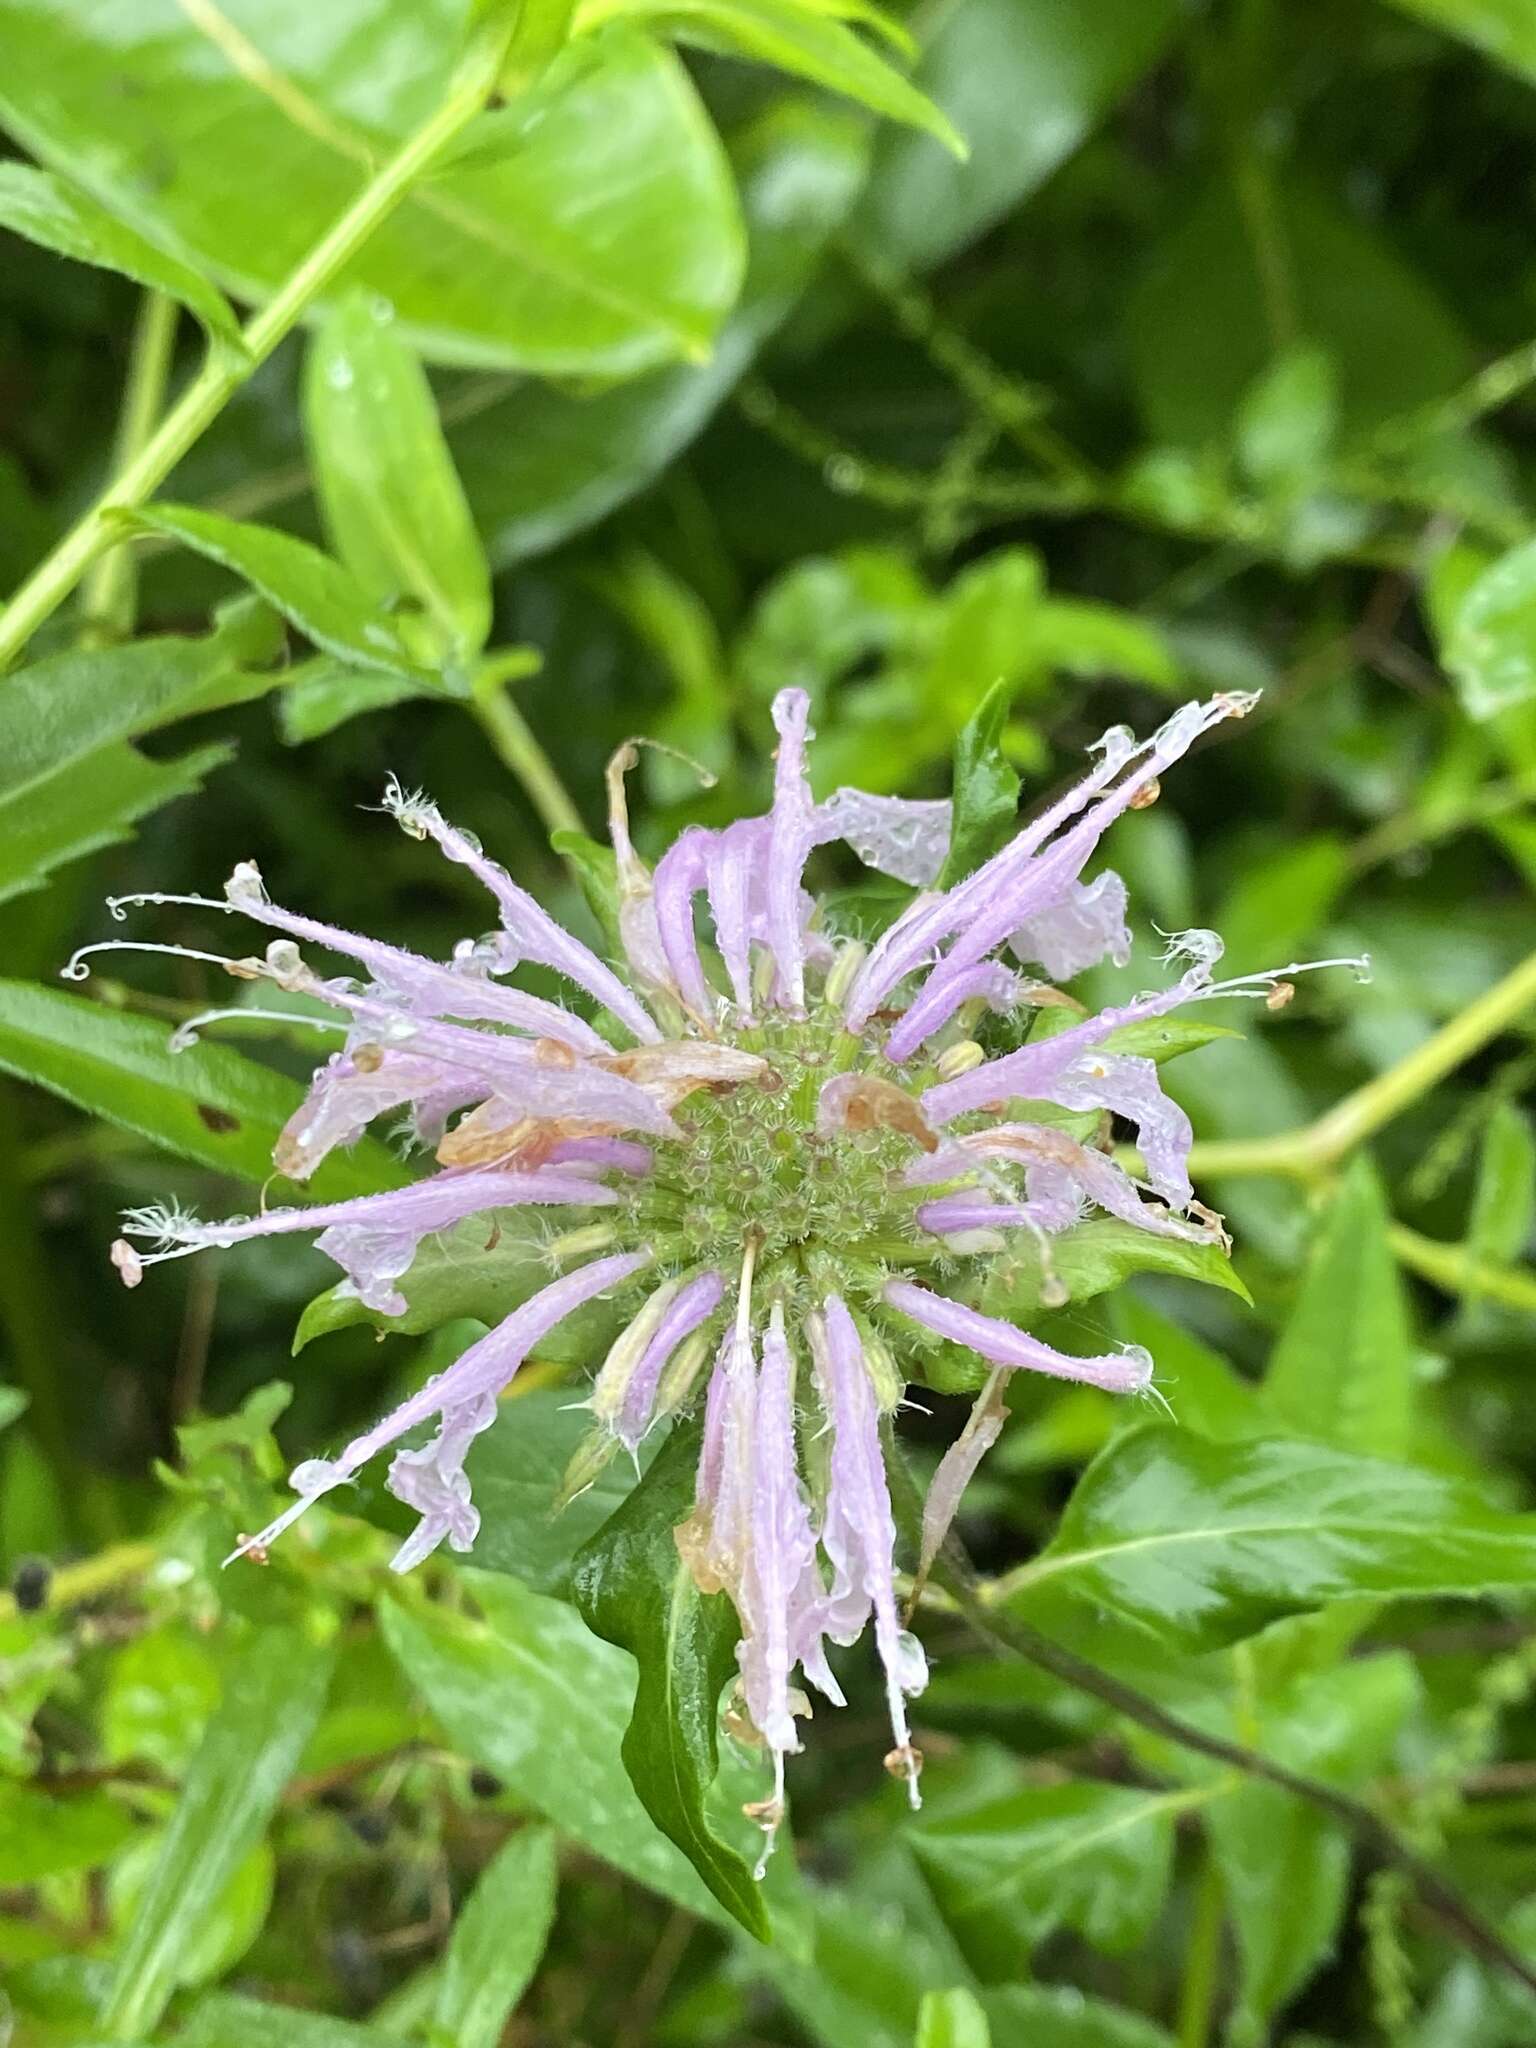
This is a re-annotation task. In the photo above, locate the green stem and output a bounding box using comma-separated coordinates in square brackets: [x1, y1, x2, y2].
[1388, 1224, 1536, 1316]
[0, 46, 506, 673]
[473, 669, 585, 841]
[1176, 1850, 1225, 2048]
[1184, 946, 1536, 1182]
[79, 291, 181, 644]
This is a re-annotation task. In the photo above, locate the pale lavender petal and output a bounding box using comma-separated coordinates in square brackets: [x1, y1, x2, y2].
[275, 1048, 459, 1180]
[813, 789, 953, 887]
[917, 1194, 1075, 1237]
[846, 694, 1255, 1028]
[737, 1305, 822, 1758]
[615, 1269, 727, 1451]
[920, 970, 1202, 1125]
[813, 1296, 925, 1802]
[545, 1136, 654, 1176]
[917, 1369, 1009, 1587]
[882, 959, 1026, 1061]
[1045, 1052, 1194, 1207]
[884, 1279, 1153, 1393]
[763, 690, 816, 1014]
[229, 1251, 649, 1564]
[651, 826, 716, 1021]
[384, 781, 661, 1044]
[704, 818, 767, 1015]
[385, 1390, 498, 1571]
[1009, 871, 1131, 982]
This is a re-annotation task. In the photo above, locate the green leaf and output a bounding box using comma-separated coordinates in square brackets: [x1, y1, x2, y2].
[980, 1987, 1174, 2047]
[453, 102, 865, 566]
[1443, 535, 1536, 719]
[551, 829, 625, 954]
[0, 740, 229, 909]
[108, 1837, 273, 1996]
[853, 0, 1181, 271]
[1383, 0, 1536, 84]
[0, 600, 281, 805]
[916, 1987, 991, 2048]
[429, 1827, 558, 2048]
[275, 659, 430, 745]
[1116, 1298, 1264, 1444]
[1212, 833, 1349, 975]
[100, 1627, 334, 2040]
[0, 162, 240, 346]
[0, 11, 743, 375]
[579, 0, 963, 152]
[0, 1384, 26, 1435]
[294, 1225, 623, 1352]
[1206, 1655, 1418, 2045]
[304, 292, 492, 660]
[0, 1781, 137, 1884]
[1456, 1099, 1536, 1339]
[912, 1779, 1203, 1953]
[1235, 346, 1339, 488]
[1264, 1157, 1416, 1458]
[980, 1216, 1251, 1324]
[1128, 177, 1473, 448]
[180, 1993, 412, 2048]
[0, 981, 401, 1199]
[125, 506, 435, 681]
[1001, 1425, 1536, 1653]
[365, 1385, 651, 1597]
[936, 678, 1018, 889]
[573, 1424, 770, 1940]
[378, 1573, 751, 1929]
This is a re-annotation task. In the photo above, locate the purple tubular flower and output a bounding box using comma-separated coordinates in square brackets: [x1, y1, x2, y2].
[812, 1297, 926, 1804]
[884, 1278, 1154, 1394]
[232, 1251, 650, 1569]
[98, 689, 1364, 1856]
[614, 1269, 727, 1452]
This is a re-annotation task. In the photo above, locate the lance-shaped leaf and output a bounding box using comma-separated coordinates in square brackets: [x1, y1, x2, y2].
[1000, 1425, 1536, 1653]
[0, 161, 240, 346]
[573, 1422, 771, 1940]
[304, 293, 492, 661]
[936, 677, 1018, 889]
[124, 506, 440, 682]
[0, 981, 401, 1199]
[430, 1825, 559, 2048]
[99, 1627, 335, 2040]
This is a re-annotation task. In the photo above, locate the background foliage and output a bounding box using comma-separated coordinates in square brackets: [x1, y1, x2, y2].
[2, 0, 1536, 2042]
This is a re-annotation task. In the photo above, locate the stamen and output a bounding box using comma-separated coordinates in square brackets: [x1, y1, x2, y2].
[61, 940, 245, 982]
[168, 1007, 349, 1053]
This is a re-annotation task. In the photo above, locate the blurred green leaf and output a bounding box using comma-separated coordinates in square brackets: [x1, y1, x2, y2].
[180, 1994, 412, 2048]
[1206, 1654, 1418, 2045]
[573, 1423, 771, 1940]
[0, 981, 401, 1197]
[913, 1779, 1199, 1953]
[937, 678, 1018, 888]
[0, 1385, 26, 1435]
[854, 0, 1181, 270]
[1264, 1158, 1415, 1457]
[0, 740, 228, 909]
[1129, 178, 1472, 447]
[126, 506, 436, 681]
[304, 292, 492, 661]
[108, 1836, 274, 1995]
[100, 1627, 334, 2039]
[980, 1987, 1175, 2047]
[1236, 345, 1339, 488]
[1456, 1100, 1536, 1341]
[580, 0, 963, 151]
[0, 9, 743, 374]
[0, 600, 280, 805]
[274, 659, 431, 744]
[0, 1782, 137, 1884]
[1383, 0, 1536, 83]
[916, 1986, 991, 2048]
[1443, 536, 1536, 720]
[0, 163, 239, 345]
[454, 102, 866, 566]
[1004, 1424, 1536, 1652]
[429, 1826, 559, 2048]
[378, 1572, 749, 1928]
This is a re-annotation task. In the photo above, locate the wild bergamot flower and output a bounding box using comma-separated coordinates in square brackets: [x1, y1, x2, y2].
[77, 687, 1362, 1864]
